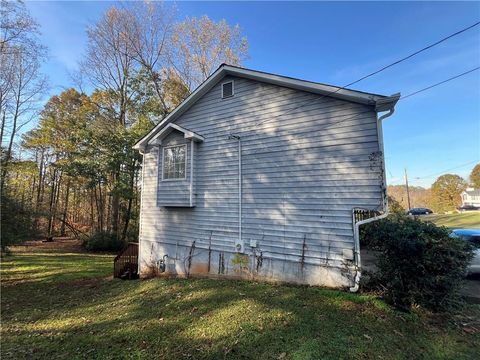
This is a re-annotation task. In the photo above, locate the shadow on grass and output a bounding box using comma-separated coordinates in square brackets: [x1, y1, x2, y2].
[1, 253, 479, 360]
[1, 253, 113, 286]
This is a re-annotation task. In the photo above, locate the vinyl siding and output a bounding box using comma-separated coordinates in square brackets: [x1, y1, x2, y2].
[139, 75, 384, 286]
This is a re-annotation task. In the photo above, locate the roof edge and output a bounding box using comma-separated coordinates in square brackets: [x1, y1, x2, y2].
[134, 64, 400, 150]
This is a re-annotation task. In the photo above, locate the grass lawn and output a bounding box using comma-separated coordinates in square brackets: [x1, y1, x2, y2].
[422, 212, 480, 229]
[1, 240, 479, 360]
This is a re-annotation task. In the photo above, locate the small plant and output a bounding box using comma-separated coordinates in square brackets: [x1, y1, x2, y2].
[231, 253, 250, 273]
[361, 214, 474, 312]
[81, 231, 126, 252]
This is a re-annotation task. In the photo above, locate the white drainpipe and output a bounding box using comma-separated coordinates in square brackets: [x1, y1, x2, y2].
[238, 138, 242, 251]
[189, 139, 194, 207]
[229, 134, 243, 252]
[349, 107, 395, 293]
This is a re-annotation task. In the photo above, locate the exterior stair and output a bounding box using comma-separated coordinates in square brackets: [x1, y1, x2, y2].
[113, 242, 139, 280]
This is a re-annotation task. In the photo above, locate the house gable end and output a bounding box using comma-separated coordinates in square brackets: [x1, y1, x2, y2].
[134, 65, 400, 150]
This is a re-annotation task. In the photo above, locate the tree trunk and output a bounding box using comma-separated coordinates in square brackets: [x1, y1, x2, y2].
[0, 111, 5, 150]
[47, 169, 57, 239]
[0, 84, 21, 194]
[90, 189, 95, 233]
[121, 163, 136, 242]
[51, 171, 63, 236]
[35, 150, 44, 211]
[60, 178, 71, 236]
[72, 186, 77, 224]
[30, 175, 37, 205]
[111, 171, 120, 237]
[94, 182, 105, 232]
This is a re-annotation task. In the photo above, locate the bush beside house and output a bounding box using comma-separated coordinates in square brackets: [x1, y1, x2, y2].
[81, 231, 127, 252]
[361, 215, 473, 311]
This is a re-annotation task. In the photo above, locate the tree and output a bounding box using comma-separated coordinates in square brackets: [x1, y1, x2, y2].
[122, 2, 181, 115]
[387, 195, 404, 214]
[77, 4, 249, 239]
[171, 15, 249, 90]
[0, 0, 47, 194]
[430, 174, 467, 213]
[0, 0, 39, 53]
[78, 6, 140, 235]
[387, 185, 432, 210]
[469, 163, 480, 188]
[22, 89, 91, 237]
[21, 88, 151, 242]
[2, 2, 250, 248]
[79, 6, 136, 127]
[117, 3, 249, 113]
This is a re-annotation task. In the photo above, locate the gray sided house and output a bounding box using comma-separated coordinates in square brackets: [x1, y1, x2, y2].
[133, 65, 400, 290]
[461, 188, 480, 208]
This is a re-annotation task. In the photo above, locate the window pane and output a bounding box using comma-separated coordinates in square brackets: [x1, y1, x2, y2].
[178, 161, 185, 178]
[174, 161, 180, 178]
[163, 145, 186, 179]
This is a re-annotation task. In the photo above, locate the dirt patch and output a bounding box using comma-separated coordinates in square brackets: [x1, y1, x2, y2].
[190, 262, 210, 274]
[338, 301, 363, 311]
[11, 237, 84, 254]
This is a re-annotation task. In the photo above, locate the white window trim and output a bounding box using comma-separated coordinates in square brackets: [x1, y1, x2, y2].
[161, 144, 187, 181]
[221, 80, 234, 99]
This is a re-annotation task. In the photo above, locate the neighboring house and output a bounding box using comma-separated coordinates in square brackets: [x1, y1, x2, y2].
[133, 65, 400, 290]
[461, 188, 480, 208]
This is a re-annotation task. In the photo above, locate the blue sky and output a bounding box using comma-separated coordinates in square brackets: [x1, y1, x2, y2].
[26, 1, 480, 188]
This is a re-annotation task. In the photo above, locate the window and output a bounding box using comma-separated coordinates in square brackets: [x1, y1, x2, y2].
[162, 145, 186, 180]
[222, 81, 234, 98]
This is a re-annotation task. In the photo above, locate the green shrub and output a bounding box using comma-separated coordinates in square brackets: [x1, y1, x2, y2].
[81, 231, 126, 252]
[1, 194, 38, 254]
[361, 215, 474, 311]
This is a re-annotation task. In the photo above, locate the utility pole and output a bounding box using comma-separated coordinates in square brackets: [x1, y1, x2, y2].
[404, 168, 411, 210]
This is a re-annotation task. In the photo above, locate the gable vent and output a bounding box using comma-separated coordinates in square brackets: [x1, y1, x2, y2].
[221, 81, 234, 99]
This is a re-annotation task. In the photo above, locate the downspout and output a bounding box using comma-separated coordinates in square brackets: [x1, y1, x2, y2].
[189, 139, 194, 207]
[137, 146, 146, 276]
[239, 138, 242, 252]
[228, 134, 243, 252]
[349, 107, 395, 293]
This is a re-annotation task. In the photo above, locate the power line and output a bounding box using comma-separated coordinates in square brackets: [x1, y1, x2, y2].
[401, 67, 480, 100]
[254, 21, 480, 128]
[235, 68, 480, 174]
[343, 21, 480, 89]
[306, 67, 480, 132]
[241, 65, 480, 140]
[412, 160, 479, 180]
[388, 160, 479, 185]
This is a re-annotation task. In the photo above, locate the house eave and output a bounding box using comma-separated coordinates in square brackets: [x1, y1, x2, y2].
[134, 123, 204, 151]
[133, 64, 401, 150]
[375, 93, 401, 112]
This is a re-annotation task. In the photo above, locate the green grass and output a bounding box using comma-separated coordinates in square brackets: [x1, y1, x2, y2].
[1, 243, 479, 360]
[423, 212, 480, 229]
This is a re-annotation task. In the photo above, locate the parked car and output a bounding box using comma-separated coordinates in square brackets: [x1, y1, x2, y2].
[450, 229, 480, 274]
[458, 205, 480, 212]
[407, 207, 433, 215]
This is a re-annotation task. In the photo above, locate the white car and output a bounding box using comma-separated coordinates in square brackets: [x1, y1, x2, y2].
[450, 229, 480, 274]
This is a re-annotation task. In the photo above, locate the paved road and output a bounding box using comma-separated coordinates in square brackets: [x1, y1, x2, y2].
[464, 275, 480, 304]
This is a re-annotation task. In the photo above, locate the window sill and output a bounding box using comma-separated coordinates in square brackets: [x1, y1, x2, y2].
[160, 178, 188, 182]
